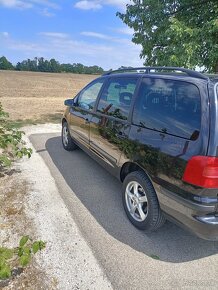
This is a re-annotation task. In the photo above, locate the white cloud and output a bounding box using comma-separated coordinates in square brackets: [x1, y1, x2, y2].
[0, 0, 60, 10]
[39, 32, 69, 38]
[81, 31, 111, 40]
[103, 0, 130, 7]
[74, 0, 102, 10]
[0, 0, 32, 9]
[74, 0, 130, 10]
[30, 0, 59, 10]
[81, 30, 133, 45]
[1, 31, 10, 37]
[116, 27, 134, 36]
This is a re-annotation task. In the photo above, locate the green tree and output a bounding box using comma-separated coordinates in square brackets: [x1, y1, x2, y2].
[117, 0, 218, 72]
[38, 57, 47, 72]
[15, 58, 37, 71]
[49, 58, 61, 73]
[0, 56, 14, 70]
[9, 56, 104, 74]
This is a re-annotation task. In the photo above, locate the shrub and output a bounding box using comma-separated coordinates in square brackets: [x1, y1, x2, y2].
[0, 236, 46, 280]
[0, 102, 32, 171]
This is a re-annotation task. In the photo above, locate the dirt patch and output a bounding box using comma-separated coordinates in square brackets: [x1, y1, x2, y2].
[0, 170, 57, 289]
[0, 70, 97, 121]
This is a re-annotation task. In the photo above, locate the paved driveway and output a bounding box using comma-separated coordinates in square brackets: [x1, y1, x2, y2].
[30, 132, 218, 289]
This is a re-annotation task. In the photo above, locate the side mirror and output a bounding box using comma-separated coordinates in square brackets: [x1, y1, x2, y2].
[64, 99, 75, 107]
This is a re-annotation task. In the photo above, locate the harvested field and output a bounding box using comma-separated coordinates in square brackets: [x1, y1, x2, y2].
[0, 70, 97, 122]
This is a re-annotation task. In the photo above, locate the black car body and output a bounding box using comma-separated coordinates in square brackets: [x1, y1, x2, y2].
[62, 67, 218, 240]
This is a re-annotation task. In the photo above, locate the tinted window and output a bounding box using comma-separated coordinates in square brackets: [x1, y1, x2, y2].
[77, 79, 104, 110]
[133, 78, 201, 139]
[97, 77, 138, 120]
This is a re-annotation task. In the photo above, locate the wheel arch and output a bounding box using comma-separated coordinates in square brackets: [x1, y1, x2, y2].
[62, 117, 67, 125]
[120, 161, 150, 183]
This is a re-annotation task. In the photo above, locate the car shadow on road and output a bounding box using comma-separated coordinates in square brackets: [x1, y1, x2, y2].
[43, 135, 218, 263]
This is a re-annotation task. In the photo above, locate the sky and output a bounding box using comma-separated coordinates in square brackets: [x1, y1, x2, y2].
[0, 0, 143, 70]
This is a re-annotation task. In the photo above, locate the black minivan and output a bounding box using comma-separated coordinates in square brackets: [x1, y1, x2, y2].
[62, 67, 218, 240]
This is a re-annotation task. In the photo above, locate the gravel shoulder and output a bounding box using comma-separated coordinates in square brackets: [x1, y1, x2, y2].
[0, 123, 112, 290]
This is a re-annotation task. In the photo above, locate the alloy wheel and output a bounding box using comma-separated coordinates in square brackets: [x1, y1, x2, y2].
[125, 181, 148, 222]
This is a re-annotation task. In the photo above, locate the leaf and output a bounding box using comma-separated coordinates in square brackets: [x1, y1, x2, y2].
[0, 257, 6, 267]
[17, 247, 24, 257]
[39, 241, 46, 250]
[16, 151, 23, 158]
[0, 155, 11, 167]
[19, 254, 31, 267]
[23, 247, 31, 255]
[0, 264, 11, 279]
[19, 236, 29, 247]
[0, 248, 13, 260]
[32, 242, 40, 254]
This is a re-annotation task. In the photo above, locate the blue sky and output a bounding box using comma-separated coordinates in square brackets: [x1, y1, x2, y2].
[0, 0, 143, 69]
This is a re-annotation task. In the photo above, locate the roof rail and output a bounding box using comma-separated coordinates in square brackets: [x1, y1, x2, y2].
[103, 66, 209, 80]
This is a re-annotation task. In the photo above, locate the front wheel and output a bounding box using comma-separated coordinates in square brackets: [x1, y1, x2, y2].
[122, 171, 165, 231]
[62, 122, 77, 151]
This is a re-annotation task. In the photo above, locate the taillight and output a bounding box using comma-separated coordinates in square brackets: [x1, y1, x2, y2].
[182, 156, 218, 188]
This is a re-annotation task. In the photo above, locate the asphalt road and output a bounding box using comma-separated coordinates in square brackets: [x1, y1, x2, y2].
[30, 133, 218, 289]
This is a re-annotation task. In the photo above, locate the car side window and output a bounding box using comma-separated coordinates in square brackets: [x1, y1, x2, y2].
[132, 77, 201, 139]
[77, 79, 104, 110]
[97, 77, 138, 120]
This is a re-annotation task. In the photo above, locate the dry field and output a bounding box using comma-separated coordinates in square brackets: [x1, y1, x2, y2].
[0, 70, 97, 124]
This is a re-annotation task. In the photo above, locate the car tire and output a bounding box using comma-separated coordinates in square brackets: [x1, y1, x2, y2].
[122, 171, 165, 231]
[62, 122, 77, 151]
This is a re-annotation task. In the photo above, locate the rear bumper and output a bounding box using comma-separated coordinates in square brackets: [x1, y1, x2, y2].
[158, 187, 218, 240]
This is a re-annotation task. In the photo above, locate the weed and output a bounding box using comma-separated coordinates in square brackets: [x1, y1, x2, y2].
[0, 236, 46, 280]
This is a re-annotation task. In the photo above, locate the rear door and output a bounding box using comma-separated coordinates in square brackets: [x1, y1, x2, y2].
[68, 78, 104, 149]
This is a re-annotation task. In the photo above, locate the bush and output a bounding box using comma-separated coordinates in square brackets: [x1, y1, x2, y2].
[0, 102, 32, 171]
[0, 236, 46, 280]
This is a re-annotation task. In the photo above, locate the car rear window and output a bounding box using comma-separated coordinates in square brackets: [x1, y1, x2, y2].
[132, 78, 201, 139]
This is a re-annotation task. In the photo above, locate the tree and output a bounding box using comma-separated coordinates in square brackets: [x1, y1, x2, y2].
[49, 58, 61, 73]
[0, 56, 14, 70]
[37, 57, 48, 72]
[15, 58, 37, 71]
[117, 0, 218, 72]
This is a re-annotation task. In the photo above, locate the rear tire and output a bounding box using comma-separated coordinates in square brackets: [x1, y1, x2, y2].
[122, 171, 165, 231]
[62, 122, 77, 151]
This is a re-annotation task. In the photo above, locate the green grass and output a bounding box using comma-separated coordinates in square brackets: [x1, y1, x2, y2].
[11, 113, 62, 129]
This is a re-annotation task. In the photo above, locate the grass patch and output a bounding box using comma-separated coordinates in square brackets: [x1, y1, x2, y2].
[11, 113, 62, 128]
[11, 119, 38, 129]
